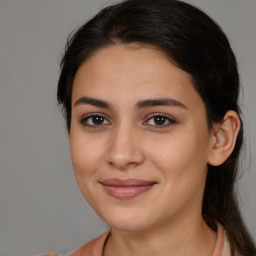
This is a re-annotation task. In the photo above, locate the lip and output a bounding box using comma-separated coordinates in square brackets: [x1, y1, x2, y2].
[100, 179, 157, 199]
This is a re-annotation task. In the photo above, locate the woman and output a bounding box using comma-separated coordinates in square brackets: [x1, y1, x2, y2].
[43, 0, 256, 255]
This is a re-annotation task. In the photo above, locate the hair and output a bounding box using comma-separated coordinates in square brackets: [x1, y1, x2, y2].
[57, 0, 256, 255]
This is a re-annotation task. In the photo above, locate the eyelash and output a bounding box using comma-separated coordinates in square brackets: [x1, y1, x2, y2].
[80, 113, 111, 128]
[144, 114, 176, 128]
[80, 113, 176, 129]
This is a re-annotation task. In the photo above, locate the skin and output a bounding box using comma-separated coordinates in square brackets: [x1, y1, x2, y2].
[69, 44, 222, 256]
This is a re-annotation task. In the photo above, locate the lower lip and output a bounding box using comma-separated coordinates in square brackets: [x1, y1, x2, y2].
[102, 184, 155, 199]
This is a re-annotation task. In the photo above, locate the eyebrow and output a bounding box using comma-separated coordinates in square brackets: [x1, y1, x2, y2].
[74, 96, 111, 108]
[136, 98, 187, 110]
[74, 96, 187, 110]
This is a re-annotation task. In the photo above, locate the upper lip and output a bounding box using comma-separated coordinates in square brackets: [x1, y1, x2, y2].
[100, 179, 157, 187]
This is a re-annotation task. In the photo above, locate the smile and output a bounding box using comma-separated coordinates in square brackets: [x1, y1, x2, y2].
[100, 179, 157, 199]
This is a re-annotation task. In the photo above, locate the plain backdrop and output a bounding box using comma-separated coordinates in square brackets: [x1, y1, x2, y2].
[0, 0, 255, 255]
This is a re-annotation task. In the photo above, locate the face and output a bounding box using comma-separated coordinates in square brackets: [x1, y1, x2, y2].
[69, 44, 214, 233]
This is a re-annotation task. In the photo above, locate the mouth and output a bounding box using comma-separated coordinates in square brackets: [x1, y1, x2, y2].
[99, 179, 157, 199]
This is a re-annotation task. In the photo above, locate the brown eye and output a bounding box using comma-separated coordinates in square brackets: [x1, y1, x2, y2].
[144, 114, 176, 128]
[81, 114, 110, 127]
[153, 116, 167, 125]
[91, 115, 105, 125]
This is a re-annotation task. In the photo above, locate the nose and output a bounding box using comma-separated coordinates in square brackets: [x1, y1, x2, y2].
[106, 124, 145, 170]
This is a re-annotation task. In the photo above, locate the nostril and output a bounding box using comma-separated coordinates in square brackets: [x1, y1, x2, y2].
[107, 151, 145, 170]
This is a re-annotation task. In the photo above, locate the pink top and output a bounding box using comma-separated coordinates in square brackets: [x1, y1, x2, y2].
[212, 223, 231, 256]
[40, 223, 231, 256]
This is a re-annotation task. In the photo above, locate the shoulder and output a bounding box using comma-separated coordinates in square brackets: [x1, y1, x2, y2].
[39, 254, 58, 256]
[39, 253, 69, 256]
[70, 231, 110, 256]
[38, 231, 110, 256]
[222, 229, 231, 256]
[222, 228, 243, 256]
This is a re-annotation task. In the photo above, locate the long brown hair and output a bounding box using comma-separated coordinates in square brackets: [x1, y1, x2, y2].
[57, 0, 256, 255]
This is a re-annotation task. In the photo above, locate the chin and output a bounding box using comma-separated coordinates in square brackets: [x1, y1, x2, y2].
[99, 207, 155, 233]
[108, 219, 151, 233]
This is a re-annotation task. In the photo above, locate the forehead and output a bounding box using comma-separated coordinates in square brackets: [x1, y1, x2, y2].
[72, 44, 204, 110]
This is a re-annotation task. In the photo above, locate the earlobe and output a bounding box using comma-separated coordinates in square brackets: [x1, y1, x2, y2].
[208, 110, 240, 166]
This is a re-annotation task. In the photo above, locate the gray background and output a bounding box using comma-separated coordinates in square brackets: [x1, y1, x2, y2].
[0, 0, 255, 255]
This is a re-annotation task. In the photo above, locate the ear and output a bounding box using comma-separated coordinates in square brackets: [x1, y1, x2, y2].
[208, 110, 240, 166]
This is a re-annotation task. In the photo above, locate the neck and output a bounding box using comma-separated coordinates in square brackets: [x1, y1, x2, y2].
[103, 216, 217, 256]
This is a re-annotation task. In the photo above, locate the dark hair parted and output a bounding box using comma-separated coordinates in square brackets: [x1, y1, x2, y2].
[57, 0, 256, 255]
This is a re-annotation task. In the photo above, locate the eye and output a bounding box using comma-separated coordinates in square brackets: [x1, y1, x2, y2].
[144, 114, 176, 127]
[80, 114, 111, 127]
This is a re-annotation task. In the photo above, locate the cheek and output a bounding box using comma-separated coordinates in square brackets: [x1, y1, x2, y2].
[148, 131, 209, 213]
[69, 132, 101, 180]
[69, 133, 105, 206]
[148, 128, 210, 180]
